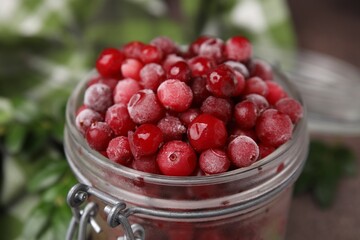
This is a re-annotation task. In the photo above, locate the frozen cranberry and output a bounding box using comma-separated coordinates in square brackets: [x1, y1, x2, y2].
[157, 116, 186, 142]
[121, 58, 143, 81]
[187, 114, 227, 152]
[75, 108, 103, 135]
[188, 35, 211, 56]
[233, 71, 246, 96]
[199, 149, 230, 175]
[256, 109, 293, 147]
[106, 136, 132, 165]
[86, 122, 114, 151]
[200, 96, 232, 123]
[127, 89, 165, 124]
[250, 59, 273, 81]
[84, 83, 113, 113]
[198, 37, 225, 63]
[123, 41, 145, 59]
[234, 100, 258, 129]
[228, 135, 259, 168]
[156, 140, 197, 176]
[188, 56, 214, 77]
[129, 124, 163, 157]
[140, 44, 163, 64]
[275, 97, 303, 123]
[88, 76, 118, 91]
[258, 143, 275, 159]
[245, 93, 269, 113]
[224, 61, 250, 78]
[265, 81, 287, 105]
[244, 76, 269, 96]
[166, 61, 191, 83]
[150, 36, 178, 55]
[206, 64, 237, 97]
[157, 79, 193, 112]
[162, 54, 185, 71]
[190, 77, 211, 106]
[224, 36, 252, 62]
[132, 155, 160, 174]
[179, 108, 200, 126]
[139, 63, 166, 91]
[105, 103, 135, 136]
[96, 48, 124, 79]
[113, 78, 142, 104]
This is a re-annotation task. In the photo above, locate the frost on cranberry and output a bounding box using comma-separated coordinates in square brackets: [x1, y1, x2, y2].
[234, 100, 258, 129]
[188, 35, 211, 56]
[157, 79, 193, 112]
[105, 103, 135, 136]
[150, 36, 178, 55]
[275, 97, 303, 124]
[86, 122, 114, 151]
[200, 96, 232, 123]
[199, 149, 230, 175]
[244, 77, 269, 96]
[250, 59, 273, 81]
[198, 37, 224, 63]
[206, 64, 237, 97]
[113, 78, 142, 104]
[163, 54, 185, 72]
[157, 116, 186, 142]
[129, 124, 163, 158]
[266, 81, 287, 105]
[156, 140, 197, 176]
[140, 44, 163, 64]
[224, 61, 250, 78]
[127, 89, 165, 124]
[96, 48, 124, 79]
[166, 61, 191, 83]
[179, 108, 200, 127]
[75, 107, 103, 135]
[228, 135, 259, 168]
[139, 63, 166, 91]
[256, 109, 293, 147]
[84, 83, 113, 113]
[224, 36, 252, 62]
[121, 58, 143, 81]
[106, 136, 132, 165]
[88, 76, 118, 91]
[188, 56, 214, 78]
[245, 93, 270, 113]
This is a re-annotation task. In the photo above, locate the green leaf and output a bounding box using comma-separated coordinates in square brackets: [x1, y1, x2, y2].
[0, 98, 13, 125]
[22, 202, 53, 240]
[4, 123, 27, 154]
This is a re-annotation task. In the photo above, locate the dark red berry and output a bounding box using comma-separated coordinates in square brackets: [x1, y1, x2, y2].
[265, 81, 287, 105]
[199, 149, 230, 175]
[250, 59, 273, 81]
[229, 127, 258, 142]
[198, 37, 225, 63]
[245, 93, 270, 113]
[233, 71, 246, 96]
[150, 36, 178, 55]
[157, 79, 193, 112]
[129, 124, 163, 157]
[132, 155, 160, 174]
[234, 100, 258, 129]
[140, 44, 163, 64]
[200, 96, 232, 123]
[156, 140, 197, 176]
[190, 77, 211, 106]
[166, 61, 191, 83]
[244, 76, 269, 96]
[96, 48, 124, 78]
[121, 58, 143, 81]
[157, 116, 186, 142]
[179, 108, 200, 127]
[206, 64, 237, 97]
[113, 78, 142, 104]
[258, 143, 275, 159]
[187, 114, 227, 152]
[188, 56, 214, 77]
[188, 36, 211, 56]
[75, 107, 103, 135]
[84, 83, 113, 113]
[224, 36, 252, 62]
[227, 135, 259, 168]
[86, 122, 114, 151]
[139, 63, 166, 91]
[127, 89, 165, 124]
[105, 103, 136, 136]
[256, 109, 293, 147]
[123, 41, 145, 59]
[162, 54, 185, 71]
[275, 97, 303, 124]
[106, 136, 132, 165]
[224, 61, 249, 78]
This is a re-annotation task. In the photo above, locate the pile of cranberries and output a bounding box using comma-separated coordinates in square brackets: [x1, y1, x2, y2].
[75, 36, 303, 176]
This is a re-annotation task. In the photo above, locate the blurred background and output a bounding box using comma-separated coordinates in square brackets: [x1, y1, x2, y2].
[0, 0, 359, 239]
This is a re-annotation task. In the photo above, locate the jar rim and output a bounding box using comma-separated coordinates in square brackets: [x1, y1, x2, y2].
[65, 68, 306, 186]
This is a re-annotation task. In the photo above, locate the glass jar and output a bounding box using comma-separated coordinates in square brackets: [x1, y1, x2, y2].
[64, 69, 309, 240]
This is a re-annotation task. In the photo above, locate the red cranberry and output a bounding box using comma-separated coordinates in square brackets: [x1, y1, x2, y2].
[75, 107, 103, 135]
[157, 79, 193, 112]
[198, 37, 225, 63]
[162, 54, 185, 71]
[140, 44, 163, 64]
[150, 36, 178, 55]
[96, 48, 124, 79]
[250, 59, 273, 81]
[106, 136, 132, 165]
[206, 64, 237, 97]
[122, 41, 145, 59]
[166, 61, 191, 83]
[84, 83, 113, 113]
[188, 56, 214, 77]
[139, 63, 166, 91]
[265, 81, 287, 105]
[258, 143, 276, 159]
[129, 124, 163, 157]
[132, 155, 160, 174]
[224, 61, 250, 78]
[256, 109, 293, 147]
[187, 114, 227, 152]
[245, 93, 269, 113]
[224, 36, 252, 62]
[88, 76, 118, 91]
[113, 78, 142, 104]
[233, 71, 246, 96]
[127, 89, 165, 124]
[190, 77, 211, 106]
[86, 122, 114, 151]
[229, 127, 258, 142]
[275, 97, 303, 124]
[156, 140, 197, 176]
[105, 103, 136, 136]
[157, 116, 186, 142]
[234, 100, 258, 129]
[200, 96, 232, 123]
[244, 76, 269, 96]
[228, 135, 259, 168]
[199, 149, 230, 175]
[188, 36, 211, 56]
[121, 58, 143, 81]
[179, 108, 200, 127]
